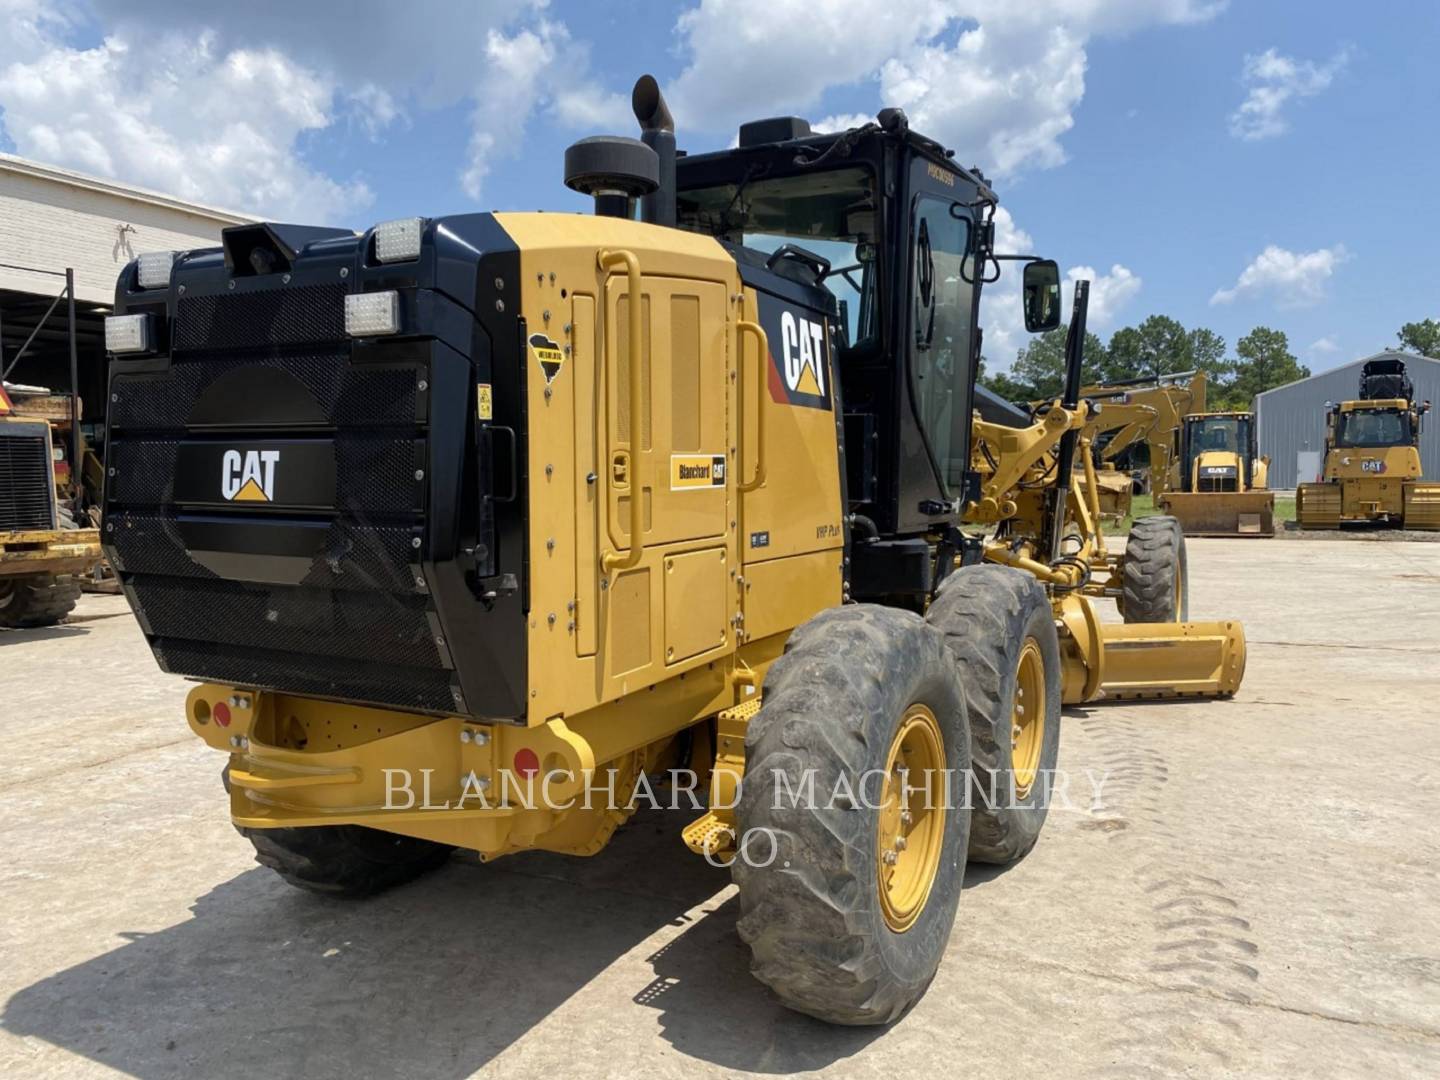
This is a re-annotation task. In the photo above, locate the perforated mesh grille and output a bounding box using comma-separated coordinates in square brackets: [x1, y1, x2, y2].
[135, 577, 441, 668]
[106, 510, 422, 593]
[173, 283, 346, 352]
[110, 352, 418, 432]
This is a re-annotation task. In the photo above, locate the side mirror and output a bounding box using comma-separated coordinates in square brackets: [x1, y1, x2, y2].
[1022, 259, 1062, 333]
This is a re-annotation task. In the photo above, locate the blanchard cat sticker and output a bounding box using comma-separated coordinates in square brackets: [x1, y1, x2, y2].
[530, 333, 564, 384]
[670, 454, 727, 490]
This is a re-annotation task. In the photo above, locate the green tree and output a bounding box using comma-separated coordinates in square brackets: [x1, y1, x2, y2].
[1397, 319, 1440, 357]
[1221, 326, 1309, 408]
[982, 326, 1108, 403]
[1102, 315, 1193, 383]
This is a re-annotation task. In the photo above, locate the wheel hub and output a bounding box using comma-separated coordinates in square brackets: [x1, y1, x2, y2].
[876, 704, 947, 933]
[1011, 638, 1046, 798]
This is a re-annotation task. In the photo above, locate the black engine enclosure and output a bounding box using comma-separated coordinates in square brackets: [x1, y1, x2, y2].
[102, 217, 529, 720]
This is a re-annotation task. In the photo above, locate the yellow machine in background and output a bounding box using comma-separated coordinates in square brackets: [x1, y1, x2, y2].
[1074, 372, 1207, 522]
[1298, 358, 1438, 529]
[0, 385, 103, 626]
[1158, 411, 1275, 537]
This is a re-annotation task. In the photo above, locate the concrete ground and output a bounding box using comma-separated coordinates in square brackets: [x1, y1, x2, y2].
[2, 539, 1438, 1079]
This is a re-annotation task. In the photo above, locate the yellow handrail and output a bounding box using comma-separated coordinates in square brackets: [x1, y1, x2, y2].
[599, 249, 645, 572]
[736, 309, 769, 493]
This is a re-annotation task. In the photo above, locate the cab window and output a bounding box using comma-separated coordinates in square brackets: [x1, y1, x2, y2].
[1337, 408, 1410, 448]
[909, 197, 973, 490]
[676, 166, 878, 347]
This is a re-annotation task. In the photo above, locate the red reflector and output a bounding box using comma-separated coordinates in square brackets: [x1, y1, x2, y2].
[513, 748, 540, 778]
[213, 702, 231, 727]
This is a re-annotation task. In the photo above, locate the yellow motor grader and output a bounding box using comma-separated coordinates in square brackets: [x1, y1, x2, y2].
[100, 76, 1245, 1026]
[1297, 358, 1438, 529]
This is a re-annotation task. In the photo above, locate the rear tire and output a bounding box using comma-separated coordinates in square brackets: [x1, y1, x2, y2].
[733, 605, 971, 1025]
[1120, 515, 1188, 623]
[927, 565, 1062, 864]
[240, 824, 454, 898]
[0, 573, 82, 628]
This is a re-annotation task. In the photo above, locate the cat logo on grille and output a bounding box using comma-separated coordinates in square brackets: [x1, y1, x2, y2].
[221, 449, 280, 502]
[530, 333, 564, 384]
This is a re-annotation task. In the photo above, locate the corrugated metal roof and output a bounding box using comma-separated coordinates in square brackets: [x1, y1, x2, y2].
[1254, 350, 1440, 400]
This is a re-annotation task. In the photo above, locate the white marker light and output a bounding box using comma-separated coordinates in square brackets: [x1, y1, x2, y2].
[105, 314, 152, 354]
[344, 291, 401, 336]
[373, 217, 423, 263]
[136, 250, 176, 289]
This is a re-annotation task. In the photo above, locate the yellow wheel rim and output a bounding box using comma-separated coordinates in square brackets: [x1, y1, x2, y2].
[1173, 564, 1184, 621]
[877, 704, 947, 934]
[1011, 639, 1046, 798]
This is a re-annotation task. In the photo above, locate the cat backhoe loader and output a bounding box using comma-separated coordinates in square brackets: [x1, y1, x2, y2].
[1158, 411, 1275, 536]
[100, 75, 1245, 1026]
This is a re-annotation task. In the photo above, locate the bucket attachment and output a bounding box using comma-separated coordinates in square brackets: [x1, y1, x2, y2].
[1097, 620, 1247, 701]
[1161, 491, 1275, 537]
[1296, 483, 1341, 529]
[1403, 483, 1440, 531]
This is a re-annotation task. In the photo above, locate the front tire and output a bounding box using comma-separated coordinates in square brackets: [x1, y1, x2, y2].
[733, 605, 971, 1025]
[927, 565, 1062, 864]
[1120, 515, 1188, 623]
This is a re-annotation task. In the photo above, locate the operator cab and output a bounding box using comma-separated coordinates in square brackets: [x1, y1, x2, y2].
[1179, 413, 1257, 493]
[676, 113, 1017, 543]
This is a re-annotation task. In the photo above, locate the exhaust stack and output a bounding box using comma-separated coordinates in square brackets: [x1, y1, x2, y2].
[632, 74, 676, 227]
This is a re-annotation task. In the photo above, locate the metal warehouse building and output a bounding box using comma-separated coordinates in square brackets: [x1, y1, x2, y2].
[1, 154, 252, 448]
[1254, 350, 1440, 489]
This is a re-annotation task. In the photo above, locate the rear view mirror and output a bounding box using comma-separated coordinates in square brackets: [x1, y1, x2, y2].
[1023, 259, 1062, 333]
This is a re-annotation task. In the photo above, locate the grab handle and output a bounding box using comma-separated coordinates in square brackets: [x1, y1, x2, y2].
[599, 249, 645, 571]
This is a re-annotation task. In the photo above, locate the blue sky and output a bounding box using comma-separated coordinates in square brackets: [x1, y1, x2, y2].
[2, 0, 1436, 371]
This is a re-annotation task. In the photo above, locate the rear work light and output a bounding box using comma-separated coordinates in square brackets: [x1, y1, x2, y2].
[136, 250, 176, 289]
[344, 290, 401, 336]
[373, 217, 423, 263]
[105, 313, 152, 354]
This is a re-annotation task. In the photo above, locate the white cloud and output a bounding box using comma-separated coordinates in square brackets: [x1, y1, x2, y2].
[982, 213, 1141, 368]
[1067, 263, 1141, 329]
[0, 29, 370, 221]
[0, 1, 614, 215]
[1228, 46, 1350, 141]
[1210, 244, 1348, 308]
[1308, 335, 1340, 356]
[813, 113, 876, 134]
[459, 18, 626, 202]
[670, 0, 1223, 178]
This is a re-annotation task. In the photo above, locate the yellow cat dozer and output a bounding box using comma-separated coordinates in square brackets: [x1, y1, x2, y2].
[1158, 411, 1275, 537]
[100, 76, 1245, 1027]
[1298, 359, 1438, 529]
